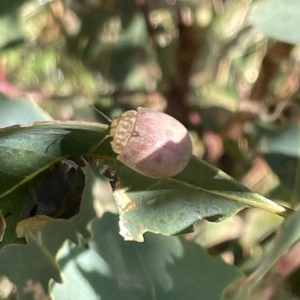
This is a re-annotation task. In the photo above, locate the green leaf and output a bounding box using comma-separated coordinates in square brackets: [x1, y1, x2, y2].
[223, 209, 300, 300]
[0, 94, 51, 127]
[39, 167, 98, 255]
[51, 213, 241, 300]
[113, 156, 292, 241]
[0, 14, 24, 48]
[251, 0, 300, 44]
[254, 120, 300, 193]
[0, 121, 109, 197]
[0, 121, 109, 246]
[255, 121, 300, 158]
[0, 118, 293, 246]
[0, 235, 61, 299]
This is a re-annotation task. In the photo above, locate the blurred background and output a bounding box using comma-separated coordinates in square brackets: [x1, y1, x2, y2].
[1, 0, 300, 299]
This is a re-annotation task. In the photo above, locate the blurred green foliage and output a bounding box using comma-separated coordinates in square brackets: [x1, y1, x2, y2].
[1, 0, 300, 299]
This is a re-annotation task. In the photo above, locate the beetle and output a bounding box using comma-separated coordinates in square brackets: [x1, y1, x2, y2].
[92, 106, 192, 178]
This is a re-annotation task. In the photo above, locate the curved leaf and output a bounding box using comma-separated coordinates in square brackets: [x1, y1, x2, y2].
[0, 121, 109, 246]
[113, 156, 292, 241]
[0, 121, 109, 197]
[0, 121, 293, 246]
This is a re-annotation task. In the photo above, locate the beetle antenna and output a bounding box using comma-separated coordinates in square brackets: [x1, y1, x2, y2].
[90, 134, 110, 154]
[90, 105, 112, 123]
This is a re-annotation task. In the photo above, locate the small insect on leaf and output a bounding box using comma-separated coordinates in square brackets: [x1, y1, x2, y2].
[92, 106, 193, 178]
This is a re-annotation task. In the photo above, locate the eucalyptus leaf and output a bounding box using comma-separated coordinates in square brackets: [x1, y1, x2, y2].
[0, 94, 51, 127]
[0, 235, 61, 299]
[254, 120, 300, 194]
[0, 14, 24, 48]
[0, 120, 293, 246]
[252, 0, 300, 44]
[0, 121, 109, 197]
[0, 121, 109, 246]
[51, 213, 241, 300]
[113, 156, 292, 241]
